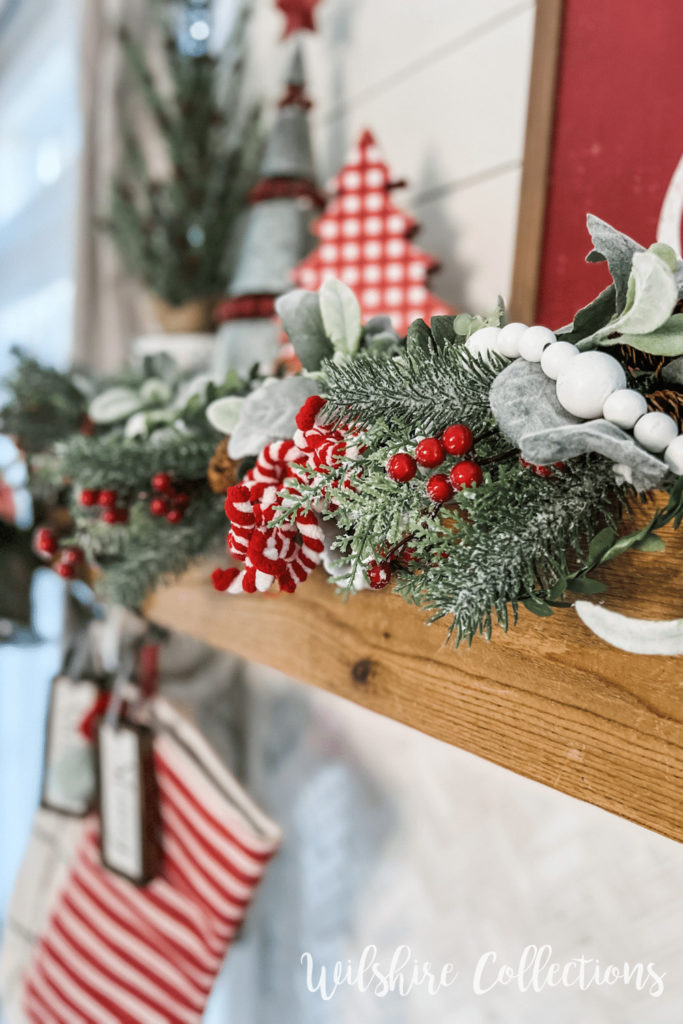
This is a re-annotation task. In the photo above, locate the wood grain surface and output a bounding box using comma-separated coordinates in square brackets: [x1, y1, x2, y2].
[147, 503, 683, 843]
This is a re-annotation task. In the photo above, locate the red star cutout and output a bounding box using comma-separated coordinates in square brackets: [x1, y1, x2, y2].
[277, 0, 320, 37]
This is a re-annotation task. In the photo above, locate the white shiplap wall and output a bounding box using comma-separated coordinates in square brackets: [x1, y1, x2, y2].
[239, 0, 535, 312]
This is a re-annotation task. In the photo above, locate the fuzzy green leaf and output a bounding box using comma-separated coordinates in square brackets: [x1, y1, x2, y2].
[606, 250, 678, 337]
[275, 290, 333, 371]
[602, 314, 683, 357]
[319, 279, 362, 356]
[429, 315, 457, 348]
[89, 387, 143, 425]
[405, 318, 433, 352]
[585, 214, 644, 311]
[556, 285, 616, 343]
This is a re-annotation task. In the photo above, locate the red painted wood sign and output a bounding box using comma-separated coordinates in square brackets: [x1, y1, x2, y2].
[535, 0, 683, 329]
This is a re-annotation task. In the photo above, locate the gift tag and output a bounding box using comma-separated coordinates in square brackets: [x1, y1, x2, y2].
[97, 718, 160, 885]
[41, 676, 99, 816]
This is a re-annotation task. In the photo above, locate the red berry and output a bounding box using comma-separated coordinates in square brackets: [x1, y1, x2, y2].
[387, 453, 417, 483]
[450, 460, 483, 490]
[173, 491, 190, 509]
[115, 508, 129, 523]
[56, 562, 75, 578]
[34, 527, 58, 556]
[61, 547, 84, 566]
[532, 464, 554, 479]
[399, 546, 417, 566]
[415, 437, 445, 468]
[442, 424, 473, 456]
[367, 560, 391, 590]
[98, 489, 117, 508]
[151, 472, 173, 493]
[150, 497, 168, 517]
[79, 488, 99, 507]
[426, 473, 454, 503]
[520, 457, 555, 479]
[166, 508, 184, 525]
[101, 509, 119, 524]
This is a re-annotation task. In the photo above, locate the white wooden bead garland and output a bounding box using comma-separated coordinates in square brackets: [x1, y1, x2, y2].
[602, 389, 648, 429]
[465, 326, 501, 358]
[487, 320, 683, 476]
[633, 412, 679, 453]
[518, 325, 555, 362]
[555, 351, 626, 419]
[497, 322, 527, 358]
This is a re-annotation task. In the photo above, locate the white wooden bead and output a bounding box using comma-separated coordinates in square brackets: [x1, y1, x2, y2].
[664, 433, 683, 474]
[602, 388, 648, 430]
[497, 322, 527, 358]
[555, 351, 626, 419]
[518, 325, 556, 362]
[540, 341, 579, 380]
[465, 326, 501, 358]
[633, 411, 679, 453]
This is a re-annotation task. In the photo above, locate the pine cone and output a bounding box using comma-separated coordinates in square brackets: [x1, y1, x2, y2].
[614, 344, 666, 376]
[207, 437, 239, 494]
[647, 388, 683, 429]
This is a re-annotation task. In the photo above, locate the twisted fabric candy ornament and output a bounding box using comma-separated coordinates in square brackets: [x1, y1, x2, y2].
[212, 397, 345, 595]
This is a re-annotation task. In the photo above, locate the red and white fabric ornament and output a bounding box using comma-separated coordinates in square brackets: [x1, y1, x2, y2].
[213, 396, 354, 596]
[293, 130, 453, 336]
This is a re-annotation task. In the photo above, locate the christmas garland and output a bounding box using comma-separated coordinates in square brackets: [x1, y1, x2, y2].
[210, 217, 683, 649]
[5, 215, 683, 652]
[2, 351, 245, 608]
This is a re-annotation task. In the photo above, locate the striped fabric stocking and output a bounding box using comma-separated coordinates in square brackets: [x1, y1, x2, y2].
[22, 698, 281, 1024]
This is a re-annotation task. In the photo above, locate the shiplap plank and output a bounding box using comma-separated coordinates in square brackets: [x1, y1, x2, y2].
[232, 0, 534, 313]
[415, 165, 523, 312]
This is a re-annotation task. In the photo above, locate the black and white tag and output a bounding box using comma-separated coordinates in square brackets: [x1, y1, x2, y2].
[41, 676, 99, 816]
[97, 719, 160, 885]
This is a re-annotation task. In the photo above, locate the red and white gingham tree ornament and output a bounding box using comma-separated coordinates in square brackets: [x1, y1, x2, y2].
[293, 130, 453, 336]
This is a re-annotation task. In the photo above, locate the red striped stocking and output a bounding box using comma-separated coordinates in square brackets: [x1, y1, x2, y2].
[23, 697, 281, 1024]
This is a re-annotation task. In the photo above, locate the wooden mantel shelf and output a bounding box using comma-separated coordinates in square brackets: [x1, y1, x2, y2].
[147, 532, 683, 844]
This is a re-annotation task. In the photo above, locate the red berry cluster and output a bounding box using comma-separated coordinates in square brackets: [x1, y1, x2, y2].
[366, 544, 419, 591]
[148, 472, 190, 525]
[79, 487, 129, 524]
[33, 527, 85, 579]
[386, 423, 484, 504]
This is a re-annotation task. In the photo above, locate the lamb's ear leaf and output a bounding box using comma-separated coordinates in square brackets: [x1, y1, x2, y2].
[406, 318, 433, 353]
[585, 214, 644, 312]
[429, 315, 458, 348]
[206, 395, 245, 435]
[275, 289, 333, 371]
[556, 284, 616, 343]
[319, 279, 363, 356]
[599, 314, 683, 357]
[89, 386, 143, 424]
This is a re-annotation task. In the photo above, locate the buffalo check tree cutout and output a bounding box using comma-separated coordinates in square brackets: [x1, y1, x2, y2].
[294, 130, 452, 335]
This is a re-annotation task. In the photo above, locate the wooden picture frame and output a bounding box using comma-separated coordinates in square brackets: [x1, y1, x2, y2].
[509, 0, 564, 324]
